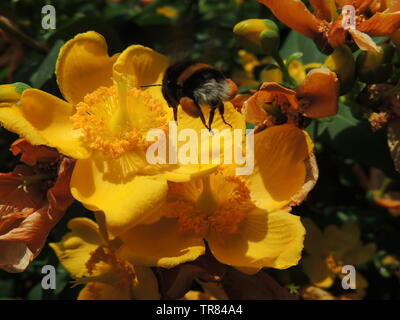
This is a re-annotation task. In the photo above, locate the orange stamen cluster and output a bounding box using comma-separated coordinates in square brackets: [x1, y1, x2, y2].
[71, 84, 167, 159]
[165, 173, 255, 237]
[85, 245, 137, 293]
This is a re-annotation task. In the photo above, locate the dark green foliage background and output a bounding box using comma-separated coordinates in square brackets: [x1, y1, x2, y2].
[0, 0, 399, 300]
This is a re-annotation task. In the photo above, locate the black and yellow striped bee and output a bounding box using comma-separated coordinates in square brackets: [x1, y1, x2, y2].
[161, 61, 238, 131]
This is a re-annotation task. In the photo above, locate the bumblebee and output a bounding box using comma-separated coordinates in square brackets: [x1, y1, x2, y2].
[161, 61, 238, 131]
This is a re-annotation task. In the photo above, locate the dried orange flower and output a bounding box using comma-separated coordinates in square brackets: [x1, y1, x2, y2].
[0, 139, 74, 272]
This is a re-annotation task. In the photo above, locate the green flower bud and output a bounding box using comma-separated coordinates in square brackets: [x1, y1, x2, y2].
[0, 82, 31, 103]
[323, 45, 355, 95]
[356, 43, 395, 84]
[233, 19, 280, 55]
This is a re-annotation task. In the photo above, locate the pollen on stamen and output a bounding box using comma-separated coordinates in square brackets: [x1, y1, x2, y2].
[165, 174, 254, 237]
[71, 82, 168, 159]
[85, 245, 137, 293]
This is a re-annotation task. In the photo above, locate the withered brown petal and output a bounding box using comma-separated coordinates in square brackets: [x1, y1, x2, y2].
[0, 155, 74, 272]
[349, 29, 381, 53]
[10, 138, 59, 166]
[47, 157, 75, 212]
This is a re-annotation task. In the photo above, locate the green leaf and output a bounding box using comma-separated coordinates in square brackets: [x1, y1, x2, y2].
[27, 282, 43, 300]
[30, 40, 64, 89]
[136, 13, 170, 26]
[0, 278, 14, 298]
[325, 103, 398, 177]
[280, 30, 326, 64]
[305, 119, 329, 140]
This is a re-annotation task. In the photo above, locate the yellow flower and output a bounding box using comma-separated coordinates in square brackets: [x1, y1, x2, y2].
[50, 216, 160, 300]
[156, 6, 178, 19]
[232, 50, 322, 88]
[116, 124, 317, 272]
[0, 31, 245, 236]
[182, 290, 217, 300]
[302, 218, 376, 298]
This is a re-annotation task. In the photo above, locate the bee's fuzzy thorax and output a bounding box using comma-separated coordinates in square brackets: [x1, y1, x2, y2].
[193, 79, 231, 106]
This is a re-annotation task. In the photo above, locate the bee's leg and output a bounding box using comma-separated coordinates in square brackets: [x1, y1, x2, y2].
[208, 107, 217, 132]
[198, 107, 210, 131]
[179, 97, 210, 130]
[173, 106, 178, 123]
[217, 100, 232, 128]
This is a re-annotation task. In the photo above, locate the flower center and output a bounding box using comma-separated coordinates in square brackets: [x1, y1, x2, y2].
[73, 244, 137, 298]
[71, 77, 167, 159]
[165, 170, 255, 237]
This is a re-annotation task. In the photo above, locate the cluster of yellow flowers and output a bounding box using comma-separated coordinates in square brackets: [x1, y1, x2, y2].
[0, 31, 316, 299]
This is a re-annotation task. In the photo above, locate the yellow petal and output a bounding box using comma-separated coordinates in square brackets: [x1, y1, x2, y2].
[118, 218, 205, 269]
[245, 124, 314, 211]
[302, 256, 335, 288]
[49, 218, 103, 278]
[113, 45, 169, 88]
[260, 67, 283, 83]
[56, 31, 118, 105]
[0, 83, 30, 103]
[18, 89, 90, 159]
[70, 157, 168, 236]
[77, 266, 160, 300]
[165, 102, 246, 181]
[207, 209, 306, 270]
[0, 103, 47, 146]
[288, 60, 306, 83]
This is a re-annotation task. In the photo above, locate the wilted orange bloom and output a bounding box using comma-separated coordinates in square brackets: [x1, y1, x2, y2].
[363, 167, 400, 216]
[258, 0, 400, 53]
[242, 68, 339, 125]
[0, 139, 74, 272]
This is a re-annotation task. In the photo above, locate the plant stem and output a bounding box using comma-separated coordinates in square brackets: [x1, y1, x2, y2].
[272, 51, 296, 88]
